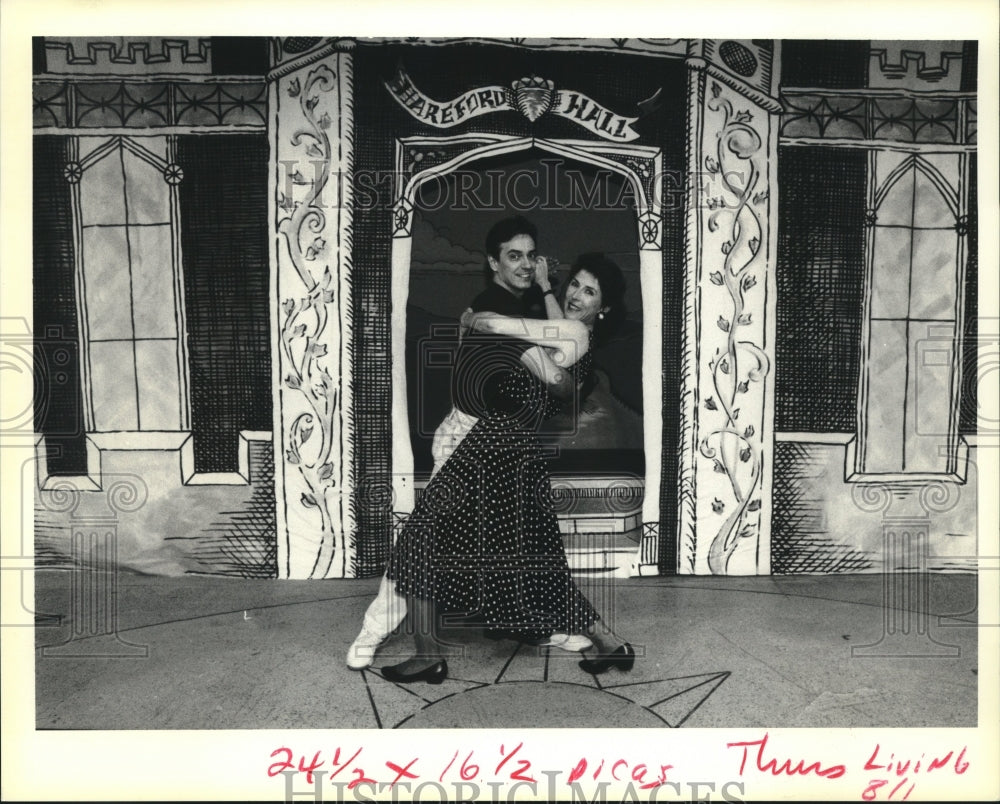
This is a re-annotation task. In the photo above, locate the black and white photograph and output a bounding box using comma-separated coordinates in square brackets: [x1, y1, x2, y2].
[2, 1, 998, 801]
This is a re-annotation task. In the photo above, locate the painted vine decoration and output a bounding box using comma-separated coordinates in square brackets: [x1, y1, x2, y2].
[700, 82, 771, 574]
[276, 64, 343, 579]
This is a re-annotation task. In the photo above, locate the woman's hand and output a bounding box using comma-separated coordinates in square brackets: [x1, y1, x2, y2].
[533, 256, 551, 292]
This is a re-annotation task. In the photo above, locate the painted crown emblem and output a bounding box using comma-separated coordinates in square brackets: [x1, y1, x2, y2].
[511, 76, 555, 122]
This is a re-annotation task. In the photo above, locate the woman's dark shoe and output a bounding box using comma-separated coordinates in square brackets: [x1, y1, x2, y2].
[578, 643, 635, 675]
[381, 659, 448, 685]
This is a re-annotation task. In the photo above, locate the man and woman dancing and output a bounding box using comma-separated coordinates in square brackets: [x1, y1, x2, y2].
[347, 215, 634, 683]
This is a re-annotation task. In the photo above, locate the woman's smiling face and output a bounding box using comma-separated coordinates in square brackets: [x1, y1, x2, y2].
[562, 268, 607, 326]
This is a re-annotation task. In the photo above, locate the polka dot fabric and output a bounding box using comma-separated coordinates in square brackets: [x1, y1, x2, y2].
[387, 342, 598, 640]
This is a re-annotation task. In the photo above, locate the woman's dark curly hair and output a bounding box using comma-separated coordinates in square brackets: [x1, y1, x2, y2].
[564, 252, 627, 343]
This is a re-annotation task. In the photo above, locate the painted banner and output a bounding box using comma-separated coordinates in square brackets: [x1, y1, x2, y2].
[385, 68, 642, 142]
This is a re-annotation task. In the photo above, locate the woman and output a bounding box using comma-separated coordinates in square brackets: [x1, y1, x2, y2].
[382, 253, 635, 683]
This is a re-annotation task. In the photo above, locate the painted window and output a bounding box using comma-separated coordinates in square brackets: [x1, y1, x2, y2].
[852, 152, 970, 478]
[74, 135, 187, 432]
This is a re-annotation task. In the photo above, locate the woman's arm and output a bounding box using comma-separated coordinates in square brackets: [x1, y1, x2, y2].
[535, 256, 563, 320]
[464, 313, 589, 365]
[457, 311, 582, 394]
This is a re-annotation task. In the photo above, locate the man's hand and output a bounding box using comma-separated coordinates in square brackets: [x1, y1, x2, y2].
[458, 307, 475, 341]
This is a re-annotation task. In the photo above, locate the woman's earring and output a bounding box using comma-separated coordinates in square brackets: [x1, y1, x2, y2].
[597, 312, 605, 320]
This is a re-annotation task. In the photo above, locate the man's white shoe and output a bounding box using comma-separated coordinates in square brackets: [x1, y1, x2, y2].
[541, 633, 593, 652]
[346, 628, 386, 670]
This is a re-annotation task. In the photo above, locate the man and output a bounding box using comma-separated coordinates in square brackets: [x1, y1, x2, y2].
[346, 215, 586, 669]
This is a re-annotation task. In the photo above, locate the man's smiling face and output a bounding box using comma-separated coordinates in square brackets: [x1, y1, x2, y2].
[488, 234, 536, 295]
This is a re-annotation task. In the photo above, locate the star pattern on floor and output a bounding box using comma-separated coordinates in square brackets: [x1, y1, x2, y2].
[358, 639, 730, 729]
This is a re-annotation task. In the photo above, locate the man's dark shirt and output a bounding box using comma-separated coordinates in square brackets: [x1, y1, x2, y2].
[451, 283, 545, 419]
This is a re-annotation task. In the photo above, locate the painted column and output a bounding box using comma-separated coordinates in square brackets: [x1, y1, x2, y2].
[635, 206, 664, 575]
[634, 248, 663, 575]
[390, 193, 415, 515]
[681, 41, 780, 574]
[270, 40, 357, 578]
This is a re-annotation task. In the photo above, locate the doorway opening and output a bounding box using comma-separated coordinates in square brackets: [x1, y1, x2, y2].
[391, 136, 668, 575]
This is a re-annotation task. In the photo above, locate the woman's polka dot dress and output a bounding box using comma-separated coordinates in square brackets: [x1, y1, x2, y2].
[387, 340, 599, 641]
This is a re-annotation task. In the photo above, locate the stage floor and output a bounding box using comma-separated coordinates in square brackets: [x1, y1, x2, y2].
[33, 571, 978, 730]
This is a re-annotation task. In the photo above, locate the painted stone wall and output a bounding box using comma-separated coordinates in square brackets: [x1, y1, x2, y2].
[34, 435, 275, 577]
[771, 440, 980, 574]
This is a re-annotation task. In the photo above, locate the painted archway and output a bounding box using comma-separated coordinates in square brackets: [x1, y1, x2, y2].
[388, 134, 665, 575]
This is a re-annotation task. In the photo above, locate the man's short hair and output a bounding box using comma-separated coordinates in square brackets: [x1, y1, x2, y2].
[484, 215, 538, 259]
[483, 216, 538, 282]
